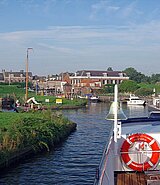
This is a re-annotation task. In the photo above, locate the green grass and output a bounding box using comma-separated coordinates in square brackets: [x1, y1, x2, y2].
[35, 96, 85, 105]
[0, 85, 87, 107]
[0, 85, 25, 95]
[0, 111, 76, 164]
[0, 112, 42, 128]
[0, 85, 35, 103]
[31, 95, 87, 107]
[0, 85, 80, 166]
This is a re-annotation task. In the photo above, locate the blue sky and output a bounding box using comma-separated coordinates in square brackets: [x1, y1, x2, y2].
[0, 0, 160, 75]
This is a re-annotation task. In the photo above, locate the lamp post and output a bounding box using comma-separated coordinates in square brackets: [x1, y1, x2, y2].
[25, 48, 33, 102]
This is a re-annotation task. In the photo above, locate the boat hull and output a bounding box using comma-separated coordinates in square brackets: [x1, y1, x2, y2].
[127, 100, 146, 105]
[127, 94, 146, 105]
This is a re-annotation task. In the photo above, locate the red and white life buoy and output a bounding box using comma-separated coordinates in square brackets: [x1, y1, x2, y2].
[121, 133, 160, 171]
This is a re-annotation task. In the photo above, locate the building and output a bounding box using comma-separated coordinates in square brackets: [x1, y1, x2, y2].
[63, 83, 72, 98]
[33, 79, 67, 95]
[0, 73, 4, 83]
[1, 70, 32, 84]
[69, 70, 129, 93]
[58, 72, 74, 83]
[0, 69, 128, 96]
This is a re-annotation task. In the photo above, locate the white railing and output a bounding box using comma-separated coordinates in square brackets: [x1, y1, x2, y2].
[94, 126, 115, 185]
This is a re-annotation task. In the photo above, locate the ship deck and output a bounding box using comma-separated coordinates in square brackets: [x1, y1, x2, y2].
[115, 171, 160, 185]
[121, 119, 160, 135]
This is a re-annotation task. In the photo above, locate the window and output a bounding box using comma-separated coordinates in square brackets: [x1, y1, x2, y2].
[86, 72, 90, 77]
[103, 73, 107, 77]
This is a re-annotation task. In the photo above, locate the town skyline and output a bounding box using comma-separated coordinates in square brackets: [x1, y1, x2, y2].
[0, 67, 159, 78]
[0, 0, 160, 75]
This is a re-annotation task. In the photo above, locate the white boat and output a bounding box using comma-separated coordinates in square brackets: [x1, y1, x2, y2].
[90, 96, 100, 103]
[94, 85, 160, 185]
[78, 94, 100, 103]
[127, 94, 146, 105]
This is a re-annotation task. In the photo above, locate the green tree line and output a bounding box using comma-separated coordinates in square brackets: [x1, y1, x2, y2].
[119, 67, 160, 95]
[103, 67, 160, 96]
[123, 67, 160, 83]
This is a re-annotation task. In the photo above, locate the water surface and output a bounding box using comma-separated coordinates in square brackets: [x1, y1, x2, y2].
[0, 103, 148, 185]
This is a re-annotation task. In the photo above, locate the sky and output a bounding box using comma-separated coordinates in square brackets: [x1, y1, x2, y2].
[0, 0, 160, 76]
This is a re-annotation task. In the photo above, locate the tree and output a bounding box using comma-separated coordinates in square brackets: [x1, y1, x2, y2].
[107, 67, 113, 71]
[103, 84, 114, 93]
[134, 87, 153, 96]
[119, 80, 139, 93]
[123, 67, 160, 84]
[123, 67, 148, 83]
[151, 74, 160, 83]
[123, 67, 140, 82]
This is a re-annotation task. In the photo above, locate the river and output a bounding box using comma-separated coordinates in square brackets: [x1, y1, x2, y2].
[0, 103, 149, 185]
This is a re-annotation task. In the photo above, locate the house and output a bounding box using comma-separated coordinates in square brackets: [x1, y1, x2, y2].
[69, 70, 129, 93]
[33, 79, 67, 95]
[58, 72, 74, 83]
[32, 75, 47, 88]
[63, 83, 72, 98]
[0, 73, 4, 83]
[2, 69, 32, 84]
[47, 74, 59, 81]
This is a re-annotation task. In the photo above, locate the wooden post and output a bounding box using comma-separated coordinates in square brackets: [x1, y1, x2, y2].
[25, 51, 28, 101]
[25, 48, 33, 102]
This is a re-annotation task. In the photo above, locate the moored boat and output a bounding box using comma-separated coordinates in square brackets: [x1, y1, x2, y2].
[90, 95, 100, 103]
[94, 85, 160, 185]
[127, 94, 146, 105]
[78, 94, 100, 103]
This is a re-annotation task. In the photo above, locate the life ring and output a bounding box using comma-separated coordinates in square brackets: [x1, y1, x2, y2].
[121, 133, 160, 171]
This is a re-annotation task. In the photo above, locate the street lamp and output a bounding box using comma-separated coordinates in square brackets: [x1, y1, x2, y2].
[25, 48, 33, 101]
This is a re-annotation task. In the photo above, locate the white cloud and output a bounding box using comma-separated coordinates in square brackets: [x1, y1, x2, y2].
[89, 1, 144, 23]
[1, 22, 160, 46]
[1, 22, 160, 74]
[38, 43, 74, 54]
[122, 1, 137, 17]
[146, 8, 160, 21]
[90, 0, 120, 20]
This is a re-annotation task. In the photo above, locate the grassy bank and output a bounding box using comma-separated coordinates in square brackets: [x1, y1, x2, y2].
[34, 95, 87, 108]
[0, 85, 87, 108]
[0, 111, 76, 168]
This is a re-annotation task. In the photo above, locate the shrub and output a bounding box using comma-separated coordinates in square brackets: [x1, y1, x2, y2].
[119, 80, 139, 93]
[134, 87, 153, 96]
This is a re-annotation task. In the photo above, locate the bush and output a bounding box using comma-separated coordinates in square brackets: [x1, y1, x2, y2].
[103, 84, 114, 93]
[134, 87, 153, 96]
[119, 80, 139, 93]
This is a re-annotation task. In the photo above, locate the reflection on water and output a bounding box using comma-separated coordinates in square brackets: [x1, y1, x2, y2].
[123, 104, 148, 118]
[0, 103, 148, 185]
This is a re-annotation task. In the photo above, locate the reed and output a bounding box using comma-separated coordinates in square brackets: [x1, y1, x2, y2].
[0, 110, 76, 165]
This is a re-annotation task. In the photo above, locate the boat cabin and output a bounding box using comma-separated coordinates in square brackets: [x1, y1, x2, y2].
[94, 84, 160, 185]
[95, 113, 160, 185]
